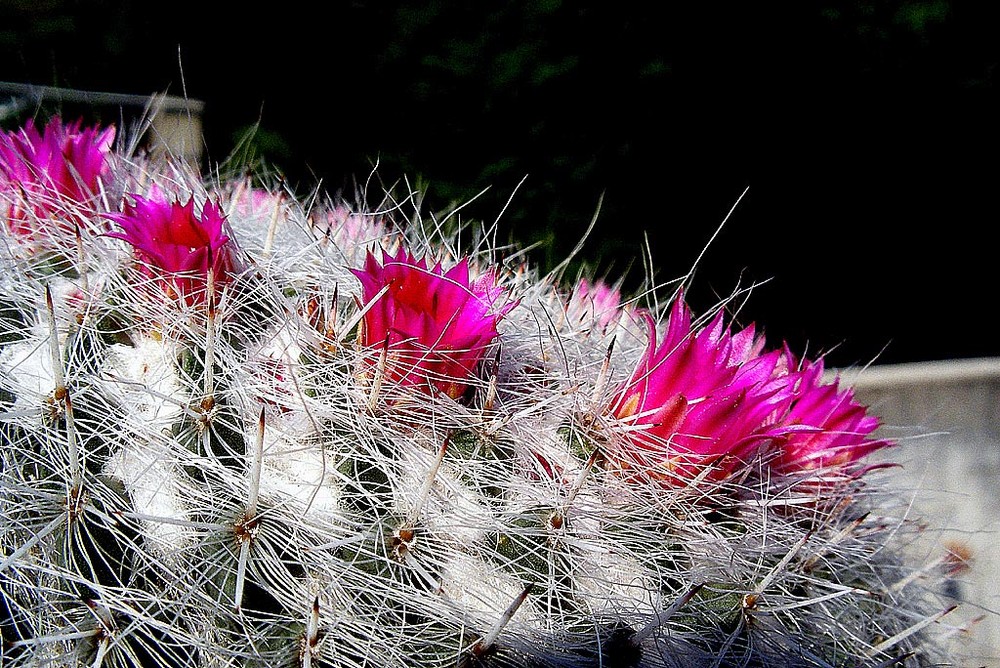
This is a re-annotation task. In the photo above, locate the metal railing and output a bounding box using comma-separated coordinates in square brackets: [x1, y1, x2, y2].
[0, 81, 205, 164]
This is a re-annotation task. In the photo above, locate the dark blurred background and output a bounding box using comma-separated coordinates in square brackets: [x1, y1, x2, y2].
[1, 1, 996, 369]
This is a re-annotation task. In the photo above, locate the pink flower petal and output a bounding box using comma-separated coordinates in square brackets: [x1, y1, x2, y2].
[351, 247, 517, 400]
[107, 194, 236, 306]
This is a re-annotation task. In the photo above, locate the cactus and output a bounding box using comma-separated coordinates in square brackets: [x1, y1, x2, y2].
[0, 115, 974, 667]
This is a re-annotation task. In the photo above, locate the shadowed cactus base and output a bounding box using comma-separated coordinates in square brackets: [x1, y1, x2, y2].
[0, 116, 977, 666]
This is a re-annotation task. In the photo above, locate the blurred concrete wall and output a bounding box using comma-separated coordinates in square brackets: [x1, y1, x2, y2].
[836, 358, 1000, 666]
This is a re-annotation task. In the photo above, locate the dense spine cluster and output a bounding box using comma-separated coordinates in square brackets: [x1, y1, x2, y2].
[0, 116, 971, 667]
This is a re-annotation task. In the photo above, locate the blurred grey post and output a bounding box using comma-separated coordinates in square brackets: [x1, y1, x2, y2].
[0, 82, 204, 164]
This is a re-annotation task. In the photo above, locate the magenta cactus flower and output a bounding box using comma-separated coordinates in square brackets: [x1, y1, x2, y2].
[107, 194, 236, 306]
[0, 116, 115, 243]
[607, 296, 894, 485]
[769, 355, 894, 473]
[314, 205, 387, 245]
[229, 182, 286, 219]
[567, 278, 625, 332]
[351, 247, 517, 400]
[607, 297, 795, 483]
